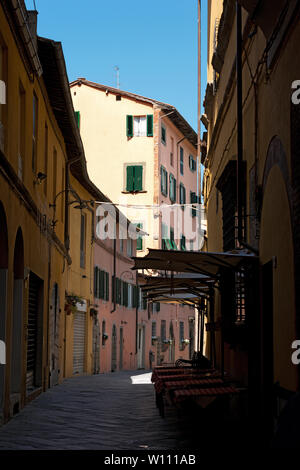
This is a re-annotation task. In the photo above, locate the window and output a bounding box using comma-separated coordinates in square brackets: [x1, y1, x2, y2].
[120, 238, 124, 253]
[152, 322, 157, 337]
[190, 191, 197, 217]
[169, 174, 176, 202]
[126, 165, 143, 192]
[135, 223, 144, 251]
[180, 147, 184, 175]
[170, 136, 174, 166]
[127, 238, 133, 257]
[102, 320, 106, 346]
[179, 183, 186, 207]
[179, 321, 185, 350]
[179, 321, 184, 342]
[160, 320, 166, 342]
[18, 82, 25, 181]
[94, 267, 109, 301]
[134, 116, 146, 136]
[75, 111, 80, 129]
[155, 302, 160, 312]
[161, 124, 166, 145]
[189, 155, 197, 172]
[44, 123, 48, 195]
[80, 213, 86, 268]
[32, 93, 38, 172]
[126, 115, 153, 137]
[160, 166, 168, 196]
[52, 148, 57, 204]
[180, 235, 186, 251]
[161, 222, 168, 249]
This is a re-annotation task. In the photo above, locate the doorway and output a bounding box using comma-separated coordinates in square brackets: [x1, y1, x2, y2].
[92, 316, 100, 374]
[0, 203, 8, 420]
[137, 326, 145, 369]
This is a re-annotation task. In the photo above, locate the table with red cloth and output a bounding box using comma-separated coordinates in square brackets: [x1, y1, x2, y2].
[151, 365, 237, 417]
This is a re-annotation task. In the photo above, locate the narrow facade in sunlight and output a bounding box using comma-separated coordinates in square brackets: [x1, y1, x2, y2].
[70, 80, 199, 368]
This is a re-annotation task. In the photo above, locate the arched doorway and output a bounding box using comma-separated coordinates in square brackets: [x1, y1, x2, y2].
[0, 202, 8, 419]
[111, 324, 117, 372]
[10, 227, 24, 413]
[49, 284, 60, 386]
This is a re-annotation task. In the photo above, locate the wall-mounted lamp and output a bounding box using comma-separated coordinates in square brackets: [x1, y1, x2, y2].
[34, 172, 47, 185]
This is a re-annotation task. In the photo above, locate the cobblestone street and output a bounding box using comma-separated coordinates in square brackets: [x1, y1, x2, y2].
[0, 371, 200, 450]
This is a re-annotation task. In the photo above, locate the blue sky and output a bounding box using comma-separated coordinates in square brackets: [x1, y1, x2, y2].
[25, 0, 207, 131]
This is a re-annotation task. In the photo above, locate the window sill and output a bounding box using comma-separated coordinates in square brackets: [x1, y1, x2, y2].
[122, 190, 147, 194]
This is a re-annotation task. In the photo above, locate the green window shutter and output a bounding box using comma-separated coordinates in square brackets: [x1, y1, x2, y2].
[126, 115, 133, 137]
[160, 166, 164, 193]
[143, 294, 147, 310]
[156, 302, 160, 312]
[123, 282, 128, 307]
[180, 235, 186, 251]
[75, 111, 80, 129]
[105, 272, 109, 301]
[94, 267, 97, 297]
[173, 177, 176, 202]
[116, 278, 121, 304]
[136, 223, 143, 251]
[147, 115, 153, 137]
[134, 165, 143, 191]
[100, 270, 105, 299]
[126, 166, 134, 191]
[112, 275, 116, 302]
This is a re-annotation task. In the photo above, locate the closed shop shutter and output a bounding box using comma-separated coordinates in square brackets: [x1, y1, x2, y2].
[27, 274, 39, 389]
[73, 311, 86, 375]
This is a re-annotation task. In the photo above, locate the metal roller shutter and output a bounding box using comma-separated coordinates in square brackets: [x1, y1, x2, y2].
[27, 274, 39, 388]
[73, 311, 86, 375]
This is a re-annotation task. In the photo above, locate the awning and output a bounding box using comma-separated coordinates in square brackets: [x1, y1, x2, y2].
[140, 273, 213, 305]
[132, 248, 257, 278]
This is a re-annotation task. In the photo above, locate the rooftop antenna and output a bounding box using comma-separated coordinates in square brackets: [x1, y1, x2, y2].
[114, 66, 120, 89]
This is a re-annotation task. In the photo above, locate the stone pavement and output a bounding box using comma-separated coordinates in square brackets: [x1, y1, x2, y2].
[0, 370, 202, 450]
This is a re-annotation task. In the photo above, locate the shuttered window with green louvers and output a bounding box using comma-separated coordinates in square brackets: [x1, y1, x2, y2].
[75, 111, 80, 129]
[190, 191, 197, 217]
[136, 223, 143, 251]
[147, 115, 153, 136]
[169, 174, 176, 202]
[126, 165, 143, 192]
[105, 272, 109, 301]
[126, 115, 133, 137]
[160, 166, 168, 196]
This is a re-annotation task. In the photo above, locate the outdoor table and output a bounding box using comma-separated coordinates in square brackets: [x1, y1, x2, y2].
[151, 367, 216, 383]
[172, 386, 238, 404]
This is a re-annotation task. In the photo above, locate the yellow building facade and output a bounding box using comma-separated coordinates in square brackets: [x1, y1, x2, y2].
[0, 1, 104, 423]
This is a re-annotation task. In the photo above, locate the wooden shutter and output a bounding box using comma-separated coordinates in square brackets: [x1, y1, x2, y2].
[137, 223, 143, 251]
[94, 266, 98, 298]
[112, 275, 116, 302]
[75, 111, 80, 129]
[134, 165, 143, 191]
[126, 166, 134, 191]
[100, 270, 105, 299]
[147, 115, 153, 136]
[126, 115, 133, 137]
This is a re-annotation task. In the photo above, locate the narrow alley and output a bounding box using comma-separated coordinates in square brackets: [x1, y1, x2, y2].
[0, 371, 200, 450]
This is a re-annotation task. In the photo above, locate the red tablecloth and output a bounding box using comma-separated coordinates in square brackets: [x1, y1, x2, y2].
[172, 386, 238, 403]
[151, 368, 216, 383]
